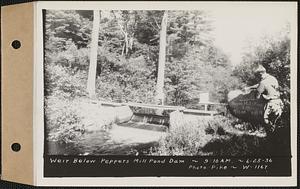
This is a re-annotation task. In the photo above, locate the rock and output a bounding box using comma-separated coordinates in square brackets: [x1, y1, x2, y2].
[78, 101, 116, 132]
[115, 105, 133, 124]
[228, 90, 266, 123]
[169, 110, 185, 131]
[227, 90, 243, 102]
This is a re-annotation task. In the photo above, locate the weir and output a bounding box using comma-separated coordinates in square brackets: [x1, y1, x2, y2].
[98, 100, 223, 131]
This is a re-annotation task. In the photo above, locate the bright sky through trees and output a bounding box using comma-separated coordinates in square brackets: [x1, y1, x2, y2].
[208, 3, 295, 66]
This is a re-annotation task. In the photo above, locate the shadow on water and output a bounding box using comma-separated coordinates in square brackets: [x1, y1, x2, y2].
[202, 126, 291, 156]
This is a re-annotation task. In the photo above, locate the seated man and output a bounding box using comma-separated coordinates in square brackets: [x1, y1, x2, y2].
[245, 65, 284, 134]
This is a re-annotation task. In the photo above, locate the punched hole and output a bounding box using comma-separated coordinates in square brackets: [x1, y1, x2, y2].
[11, 40, 21, 49]
[11, 143, 21, 152]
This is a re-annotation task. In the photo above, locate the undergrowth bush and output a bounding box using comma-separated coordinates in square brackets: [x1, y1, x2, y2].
[152, 114, 290, 156]
[44, 61, 116, 144]
[45, 97, 85, 143]
[44, 63, 88, 99]
[151, 116, 241, 156]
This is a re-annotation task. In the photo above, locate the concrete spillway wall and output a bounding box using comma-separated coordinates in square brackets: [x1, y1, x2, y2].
[100, 101, 221, 131]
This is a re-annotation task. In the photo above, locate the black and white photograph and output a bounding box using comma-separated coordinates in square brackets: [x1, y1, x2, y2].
[40, 2, 296, 180]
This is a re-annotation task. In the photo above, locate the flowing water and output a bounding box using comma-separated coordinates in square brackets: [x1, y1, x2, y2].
[47, 122, 167, 155]
[46, 108, 214, 155]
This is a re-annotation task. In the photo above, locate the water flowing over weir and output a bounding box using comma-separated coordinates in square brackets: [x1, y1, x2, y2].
[119, 113, 170, 132]
[110, 101, 222, 131]
[47, 101, 222, 155]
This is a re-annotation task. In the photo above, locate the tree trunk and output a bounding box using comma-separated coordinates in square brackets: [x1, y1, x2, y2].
[156, 11, 168, 105]
[87, 10, 100, 98]
[113, 11, 129, 56]
[124, 33, 129, 55]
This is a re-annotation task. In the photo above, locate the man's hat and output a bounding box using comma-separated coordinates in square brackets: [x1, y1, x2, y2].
[255, 65, 266, 73]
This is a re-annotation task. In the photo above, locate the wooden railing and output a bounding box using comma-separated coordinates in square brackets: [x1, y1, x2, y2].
[97, 100, 226, 116]
[198, 102, 227, 111]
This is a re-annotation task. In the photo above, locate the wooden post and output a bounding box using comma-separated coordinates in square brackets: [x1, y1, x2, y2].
[204, 104, 208, 111]
[87, 10, 100, 98]
[156, 11, 168, 105]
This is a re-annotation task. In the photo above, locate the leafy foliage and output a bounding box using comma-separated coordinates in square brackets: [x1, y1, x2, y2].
[45, 10, 92, 50]
[44, 62, 88, 98]
[151, 116, 242, 156]
[165, 46, 241, 105]
[45, 10, 239, 105]
[45, 97, 85, 143]
[233, 28, 291, 126]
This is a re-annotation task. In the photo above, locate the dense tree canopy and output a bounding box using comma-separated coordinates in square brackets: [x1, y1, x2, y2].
[44, 10, 245, 106]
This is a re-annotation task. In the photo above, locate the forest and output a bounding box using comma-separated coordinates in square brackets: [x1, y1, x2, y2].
[44, 10, 291, 156]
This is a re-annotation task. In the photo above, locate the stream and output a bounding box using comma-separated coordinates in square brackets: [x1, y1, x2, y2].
[47, 123, 167, 155]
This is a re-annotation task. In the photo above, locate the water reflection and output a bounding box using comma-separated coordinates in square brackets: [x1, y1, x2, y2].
[47, 125, 164, 155]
